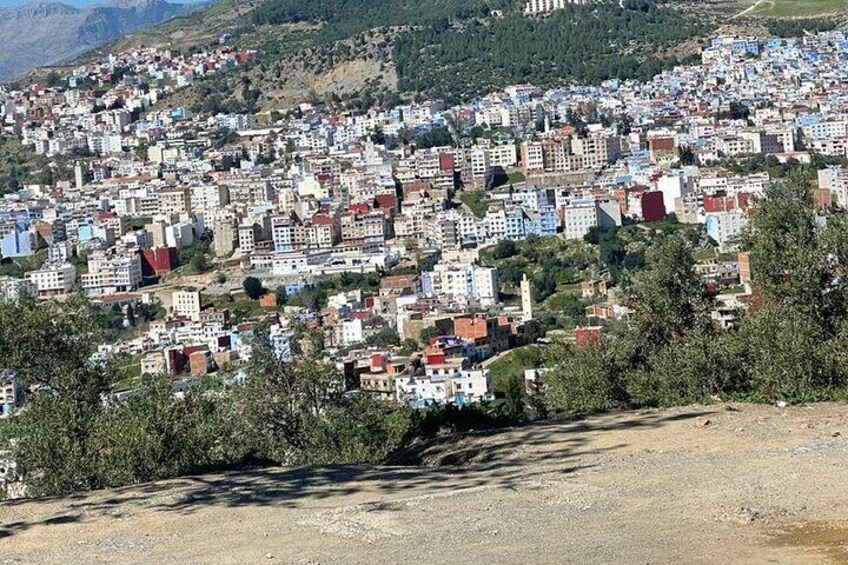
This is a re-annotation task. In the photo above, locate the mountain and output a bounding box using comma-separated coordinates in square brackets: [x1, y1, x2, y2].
[84, 0, 719, 111]
[0, 0, 203, 82]
[27, 0, 824, 110]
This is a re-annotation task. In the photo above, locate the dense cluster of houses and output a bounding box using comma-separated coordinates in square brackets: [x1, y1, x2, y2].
[2, 31, 848, 412]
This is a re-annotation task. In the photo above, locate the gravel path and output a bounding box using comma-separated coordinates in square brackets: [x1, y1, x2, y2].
[2, 403, 848, 564]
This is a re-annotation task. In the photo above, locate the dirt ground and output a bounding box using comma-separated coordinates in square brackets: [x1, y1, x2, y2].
[2, 403, 848, 564]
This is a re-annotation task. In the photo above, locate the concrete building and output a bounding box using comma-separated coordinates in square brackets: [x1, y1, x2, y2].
[172, 289, 202, 321]
[80, 251, 143, 295]
[705, 210, 748, 251]
[562, 199, 621, 240]
[26, 264, 77, 297]
[424, 263, 498, 307]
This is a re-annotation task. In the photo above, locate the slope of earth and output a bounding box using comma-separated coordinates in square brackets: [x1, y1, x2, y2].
[2, 403, 848, 564]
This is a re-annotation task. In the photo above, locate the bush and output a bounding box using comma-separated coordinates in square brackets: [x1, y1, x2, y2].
[541, 340, 626, 417]
[492, 239, 517, 260]
[98, 376, 243, 487]
[303, 396, 414, 465]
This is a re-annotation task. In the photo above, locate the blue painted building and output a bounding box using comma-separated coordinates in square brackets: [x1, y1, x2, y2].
[0, 220, 34, 258]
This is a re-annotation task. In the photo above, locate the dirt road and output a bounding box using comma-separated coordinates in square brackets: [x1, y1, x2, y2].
[2, 403, 848, 564]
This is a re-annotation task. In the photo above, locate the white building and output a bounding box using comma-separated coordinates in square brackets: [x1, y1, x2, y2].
[656, 171, 695, 215]
[705, 210, 748, 251]
[26, 264, 77, 298]
[562, 199, 622, 240]
[0, 276, 37, 302]
[818, 167, 848, 208]
[521, 273, 533, 322]
[523, 0, 597, 16]
[79, 252, 143, 295]
[340, 318, 364, 346]
[396, 367, 491, 406]
[425, 263, 498, 307]
[172, 290, 202, 321]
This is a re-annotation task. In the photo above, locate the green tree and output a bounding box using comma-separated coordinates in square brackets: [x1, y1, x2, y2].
[747, 174, 848, 331]
[237, 327, 343, 463]
[44, 71, 62, 87]
[189, 252, 209, 273]
[243, 276, 266, 300]
[628, 236, 711, 350]
[365, 327, 401, 347]
[134, 143, 149, 162]
[0, 298, 110, 496]
[737, 305, 847, 402]
[541, 339, 625, 416]
[492, 239, 518, 260]
[98, 375, 241, 487]
[419, 325, 443, 344]
[303, 395, 413, 464]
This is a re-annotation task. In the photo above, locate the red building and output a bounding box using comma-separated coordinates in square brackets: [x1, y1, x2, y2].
[439, 152, 455, 172]
[573, 326, 602, 348]
[702, 192, 751, 214]
[374, 193, 398, 213]
[141, 247, 177, 278]
[641, 191, 666, 222]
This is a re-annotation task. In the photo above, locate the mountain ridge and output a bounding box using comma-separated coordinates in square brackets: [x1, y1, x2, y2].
[0, 0, 204, 82]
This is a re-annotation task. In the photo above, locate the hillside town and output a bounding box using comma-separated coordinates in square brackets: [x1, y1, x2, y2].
[2, 30, 848, 417]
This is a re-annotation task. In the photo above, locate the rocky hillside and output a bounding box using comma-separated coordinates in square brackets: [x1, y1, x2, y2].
[2, 403, 848, 564]
[0, 0, 203, 82]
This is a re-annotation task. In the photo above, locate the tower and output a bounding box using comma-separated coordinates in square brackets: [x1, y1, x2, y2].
[521, 273, 533, 323]
[74, 162, 85, 190]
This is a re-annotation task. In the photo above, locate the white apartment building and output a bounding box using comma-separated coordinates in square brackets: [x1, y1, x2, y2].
[26, 264, 77, 298]
[522, 142, 544, 173]
[0, 276, 36, 302]
[485, 144, 518, 168]
[172, 290, 202, 321]
[339, 318, 364, 346]
[425, 263, 498, 307]
[524, 0, 595, 14]
[705, 210, 749, 251]
[715, 136, 755, 157]
[467, 148, 491, 186]
[818, 167, 848, 208]
[656, 171, 695, 214]
[395, 367, 491, 406]
[191, 184, 229, 213]
[80, 252, 143, 295]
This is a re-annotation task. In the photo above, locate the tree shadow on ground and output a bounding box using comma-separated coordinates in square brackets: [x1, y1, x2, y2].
[0, 406, 716, 537]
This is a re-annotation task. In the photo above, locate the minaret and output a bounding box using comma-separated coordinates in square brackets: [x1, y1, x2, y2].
[74, 162, 85, 190]
[521, 273, 533, 322]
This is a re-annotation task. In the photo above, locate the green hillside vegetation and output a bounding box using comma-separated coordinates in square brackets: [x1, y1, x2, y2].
[39, 0, 844, 112]
[29, 0, 845, 112]
[764, 17, 838, 37]
[742, 0, 847, 18]
[395, 2, 710, 103]
[75, 0, 721, 111]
